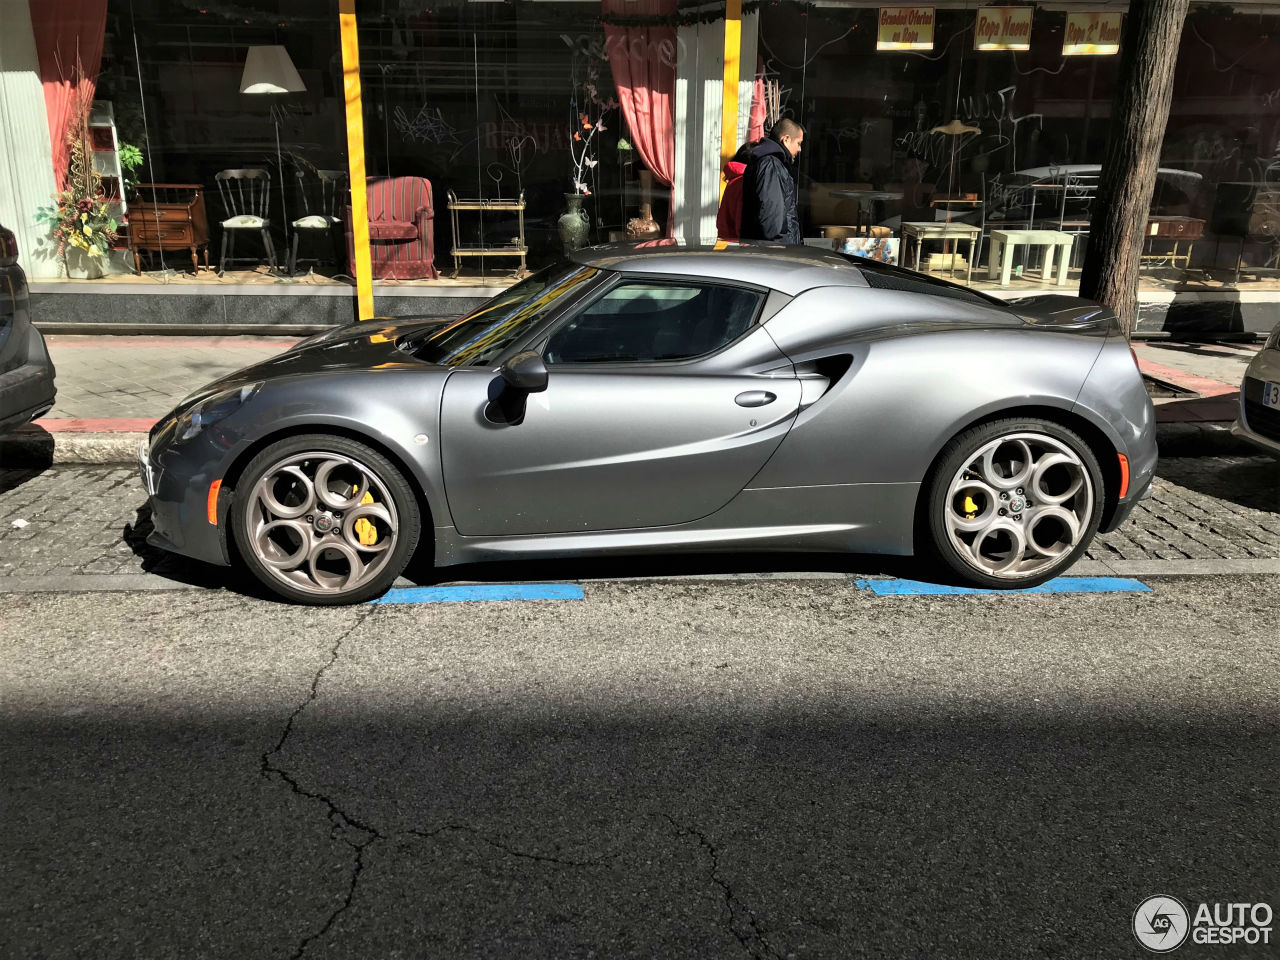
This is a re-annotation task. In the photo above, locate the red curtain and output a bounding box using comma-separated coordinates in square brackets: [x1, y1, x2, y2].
[748, 58, 766, 142]
[28, 0, 108, 191]
[603, 0, 677, 205]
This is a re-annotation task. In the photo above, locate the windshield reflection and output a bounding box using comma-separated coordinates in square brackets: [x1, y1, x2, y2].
[412, 263, 599, 367]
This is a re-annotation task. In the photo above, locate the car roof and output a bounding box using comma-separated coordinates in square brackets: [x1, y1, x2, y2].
[569, 241, 871, 296]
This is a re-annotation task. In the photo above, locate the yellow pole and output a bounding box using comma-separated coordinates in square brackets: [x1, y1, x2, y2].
[719, 0, 743, 200]
[339, 0, 374, 321]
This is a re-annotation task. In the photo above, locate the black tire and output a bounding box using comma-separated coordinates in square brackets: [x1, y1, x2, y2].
[919, 418, 1105, 589]
[230, 434, 421, 605]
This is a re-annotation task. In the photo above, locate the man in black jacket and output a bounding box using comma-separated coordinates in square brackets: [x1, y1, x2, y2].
[740, 119, 805, 245]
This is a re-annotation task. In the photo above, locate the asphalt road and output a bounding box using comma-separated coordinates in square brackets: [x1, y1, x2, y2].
[3, 576, 1278, 959]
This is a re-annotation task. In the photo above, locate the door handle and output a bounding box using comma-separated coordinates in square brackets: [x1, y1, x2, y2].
[735, 390, 776, 407]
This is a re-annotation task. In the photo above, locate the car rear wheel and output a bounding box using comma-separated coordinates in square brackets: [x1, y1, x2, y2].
[230, 434, 420, 605]
[922, 418, 1104, 589]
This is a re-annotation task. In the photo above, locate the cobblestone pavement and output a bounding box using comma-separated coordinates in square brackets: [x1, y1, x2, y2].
[0, 457, 1276, 581]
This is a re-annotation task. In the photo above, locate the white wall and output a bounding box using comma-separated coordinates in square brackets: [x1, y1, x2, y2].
[673, 11, 758, 243]
[0, 2, 60, 278]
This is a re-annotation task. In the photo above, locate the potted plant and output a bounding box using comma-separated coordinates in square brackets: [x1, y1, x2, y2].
[34, 85, 119, 279]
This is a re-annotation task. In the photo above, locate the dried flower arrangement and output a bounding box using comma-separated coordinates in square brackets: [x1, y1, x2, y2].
[569, 60, 618, 195]
[34, 82, 119, 274]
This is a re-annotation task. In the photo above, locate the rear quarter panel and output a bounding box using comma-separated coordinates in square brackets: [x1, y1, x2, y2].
[752, 286, 1107, 488]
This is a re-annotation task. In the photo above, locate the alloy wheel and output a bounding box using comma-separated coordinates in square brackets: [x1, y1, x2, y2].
[942, 431, 1095, 579]
[244, 450, 400, 596]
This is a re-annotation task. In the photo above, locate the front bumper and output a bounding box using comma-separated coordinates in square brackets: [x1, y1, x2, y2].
[1235, 366, 1280, 458]
[1232, 417, 1280, 457]
[138, 425, 233, 567]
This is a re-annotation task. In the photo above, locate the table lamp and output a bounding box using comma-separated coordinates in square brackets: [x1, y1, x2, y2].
[240, 45, 306, 264]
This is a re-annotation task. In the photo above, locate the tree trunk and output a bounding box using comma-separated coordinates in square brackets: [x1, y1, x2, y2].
[1078, 0, 1190, 337]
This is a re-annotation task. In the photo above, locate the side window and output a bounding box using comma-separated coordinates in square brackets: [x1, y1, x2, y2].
[544, 280, 763, 364]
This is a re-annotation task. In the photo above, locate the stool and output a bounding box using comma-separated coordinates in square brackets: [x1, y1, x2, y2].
[987, 229, 1074, 286]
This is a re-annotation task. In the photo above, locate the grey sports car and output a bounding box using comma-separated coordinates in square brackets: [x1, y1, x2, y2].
[140, 243, 1156, 604]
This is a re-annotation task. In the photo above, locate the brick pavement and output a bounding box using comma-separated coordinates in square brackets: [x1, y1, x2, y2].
[1, 459, 1276, 582]
[41, 335, 299, 420]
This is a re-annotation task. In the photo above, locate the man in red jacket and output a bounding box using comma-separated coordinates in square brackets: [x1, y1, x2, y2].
[739, 119, 805, 245]
[716, 140, 758, 241]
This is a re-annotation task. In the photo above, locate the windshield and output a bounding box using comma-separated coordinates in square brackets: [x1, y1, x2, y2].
[409, 263, 599, 366]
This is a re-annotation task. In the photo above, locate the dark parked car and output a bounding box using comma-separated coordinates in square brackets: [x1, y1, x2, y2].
[0, 223, 56, 431]
[140, 242, 1156, 605]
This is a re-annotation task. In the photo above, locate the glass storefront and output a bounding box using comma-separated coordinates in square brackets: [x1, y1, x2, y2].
[760, 4, 1280, 280]
[5, 1, 1280, 308]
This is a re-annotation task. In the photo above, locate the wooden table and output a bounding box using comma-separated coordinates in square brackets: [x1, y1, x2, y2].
[128, 184, 210, 274]
[987, 229, 1074, 286]
[901, 221, 982, 284]
[1141, 216, 1204, 269]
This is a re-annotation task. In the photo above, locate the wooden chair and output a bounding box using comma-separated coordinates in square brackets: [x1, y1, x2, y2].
[214, 168, 278, 276]
[288, 168, 347, 276]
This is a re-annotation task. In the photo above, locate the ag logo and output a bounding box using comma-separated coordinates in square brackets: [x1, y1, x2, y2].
[1134, 895, 1190, 952]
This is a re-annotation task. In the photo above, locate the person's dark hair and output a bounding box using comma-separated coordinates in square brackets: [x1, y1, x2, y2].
[770, 118, 804, 142]
[732, 139, 759, 164]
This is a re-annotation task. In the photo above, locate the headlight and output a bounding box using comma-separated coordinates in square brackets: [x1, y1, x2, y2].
[1267, 324, 1280, 351]
[174, 382, 262, 442]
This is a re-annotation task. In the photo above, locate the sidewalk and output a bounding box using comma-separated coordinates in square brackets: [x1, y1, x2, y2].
[0, 333, 1265, 466]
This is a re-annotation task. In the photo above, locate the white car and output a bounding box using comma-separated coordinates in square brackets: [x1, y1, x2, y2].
[1232, 321, 1280, 457]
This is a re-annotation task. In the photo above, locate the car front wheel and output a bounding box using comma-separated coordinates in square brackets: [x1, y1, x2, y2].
[923, 418, 1104, 589]
[230, 434, 421, 605]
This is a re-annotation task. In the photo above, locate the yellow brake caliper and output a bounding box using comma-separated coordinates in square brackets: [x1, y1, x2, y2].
[962, 495, 979, 520]
[352, 487, 378, 546]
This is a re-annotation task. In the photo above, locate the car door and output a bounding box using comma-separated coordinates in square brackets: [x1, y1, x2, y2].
[439, 277, 802, 537]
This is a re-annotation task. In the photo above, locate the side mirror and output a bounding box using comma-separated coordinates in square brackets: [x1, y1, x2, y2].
[500, 350, 549, 393]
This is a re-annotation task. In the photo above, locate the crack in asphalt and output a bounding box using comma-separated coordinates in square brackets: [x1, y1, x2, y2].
[664, 816, 780, 960]
[403, 824, 610, 868]
[261, 607, 382, 960]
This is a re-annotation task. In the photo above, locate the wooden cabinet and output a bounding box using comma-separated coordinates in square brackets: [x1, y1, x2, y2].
[1141, 216, 1204, 269]
[129, 184, 210, 274]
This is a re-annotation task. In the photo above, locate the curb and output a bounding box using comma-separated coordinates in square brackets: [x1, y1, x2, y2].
[0, 428, 145, 467]
[0, 422, 1263, 467]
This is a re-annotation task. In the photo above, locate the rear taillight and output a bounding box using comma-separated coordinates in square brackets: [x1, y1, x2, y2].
[1129, 346, 1141, 370]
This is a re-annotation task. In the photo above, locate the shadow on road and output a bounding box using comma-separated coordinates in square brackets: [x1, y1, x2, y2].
[122, 503, 238, 591]
[4, 702, 1275, 958]
[411, 551, 925, 588]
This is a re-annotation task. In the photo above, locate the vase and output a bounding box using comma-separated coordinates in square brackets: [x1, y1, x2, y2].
[558, 193, 590, 254]
[64, 246, 104, 280]
[625, 202, 661, 241]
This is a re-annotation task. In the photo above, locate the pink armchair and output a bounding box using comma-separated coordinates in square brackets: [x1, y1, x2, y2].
[346, 176, 439, 280]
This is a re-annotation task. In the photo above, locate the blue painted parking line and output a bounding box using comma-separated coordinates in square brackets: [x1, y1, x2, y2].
[854, 576, 1152, 596]
[372, 583, 585, 604]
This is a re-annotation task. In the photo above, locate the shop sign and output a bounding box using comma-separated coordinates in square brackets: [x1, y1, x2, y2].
[974, 7, 1033, 51]
[877, 7, 935, 51]
[1063, 12, 1122, 55]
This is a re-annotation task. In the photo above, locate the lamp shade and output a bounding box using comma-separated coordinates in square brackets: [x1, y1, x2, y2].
[240, 45, 306, 94]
